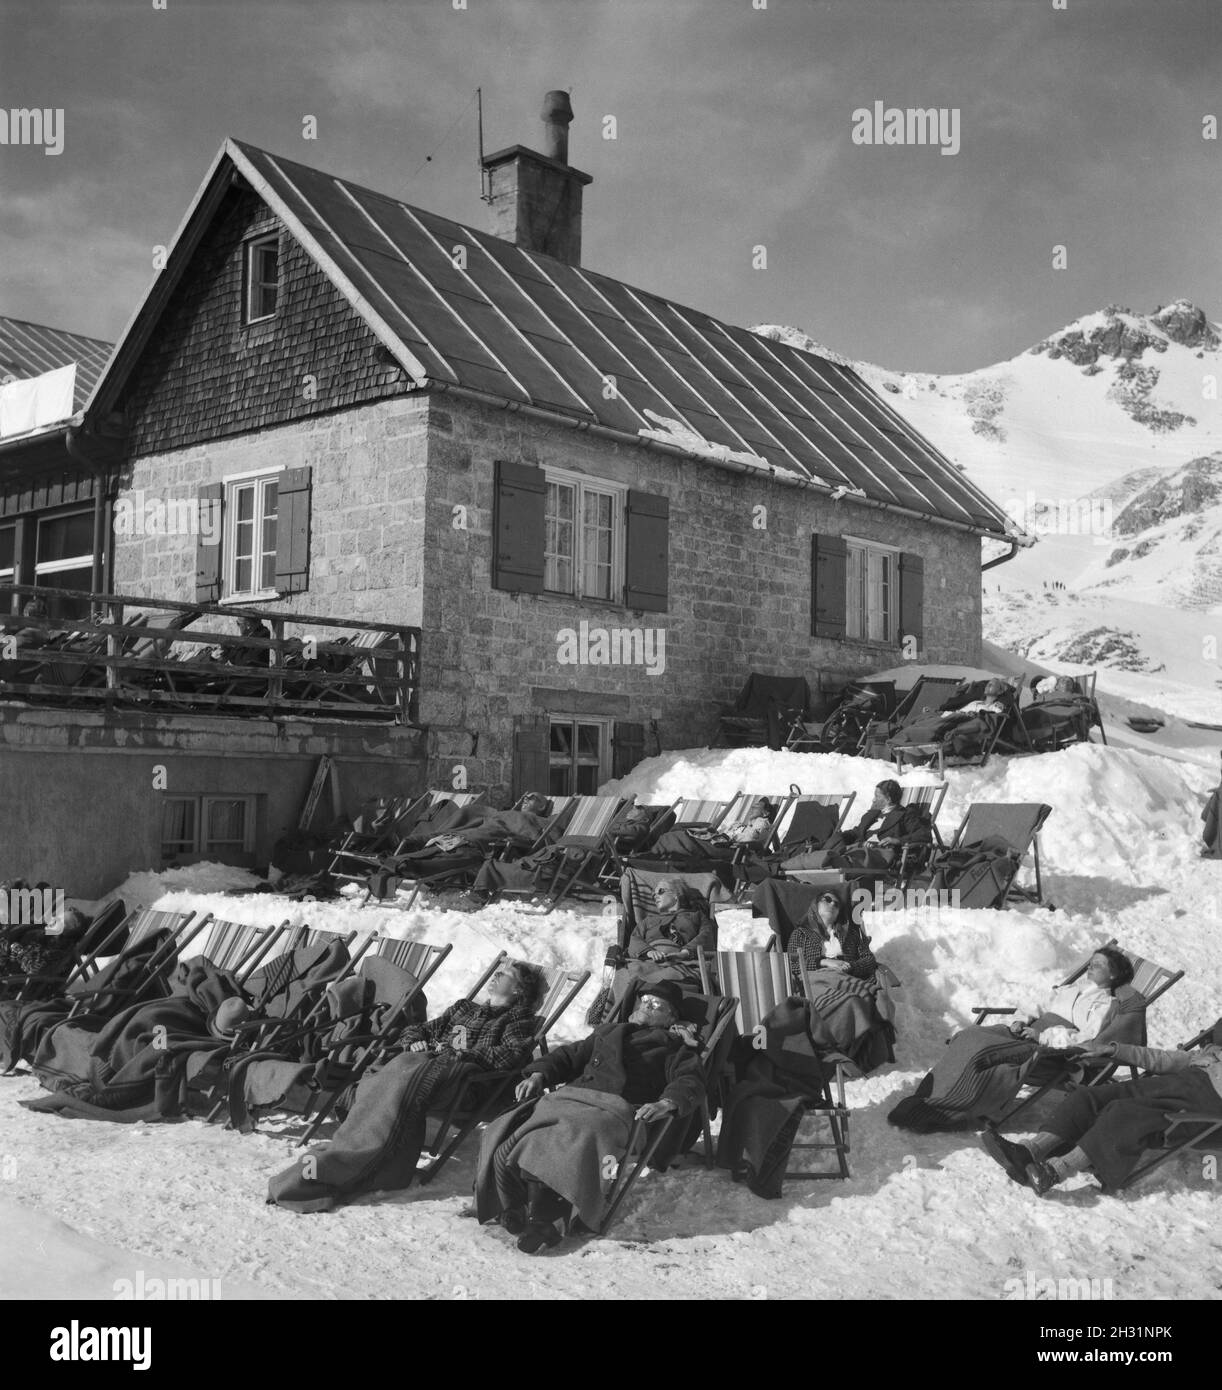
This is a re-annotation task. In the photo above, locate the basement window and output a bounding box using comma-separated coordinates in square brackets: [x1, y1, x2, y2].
[244, 233, 280, 323]
[161, 795, 256, 862]
[548, 716, 612, 796]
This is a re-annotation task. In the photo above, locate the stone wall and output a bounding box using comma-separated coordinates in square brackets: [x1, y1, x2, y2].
[418, 394, 983, 790]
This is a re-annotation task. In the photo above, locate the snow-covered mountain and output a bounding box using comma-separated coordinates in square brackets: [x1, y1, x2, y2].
[755, 301, 1222, 722]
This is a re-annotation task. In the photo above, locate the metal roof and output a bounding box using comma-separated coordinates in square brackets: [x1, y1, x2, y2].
[89, 139, 1017, 537]
[0, 315, 112, 412]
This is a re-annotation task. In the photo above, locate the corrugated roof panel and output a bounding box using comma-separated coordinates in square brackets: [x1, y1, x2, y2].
[0, 316, 112, 411]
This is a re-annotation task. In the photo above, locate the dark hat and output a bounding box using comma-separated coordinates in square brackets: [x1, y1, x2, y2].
[637, 980, 683, 1014]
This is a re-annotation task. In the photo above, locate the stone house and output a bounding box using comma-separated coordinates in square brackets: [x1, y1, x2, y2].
[7, 96, 1018, 887]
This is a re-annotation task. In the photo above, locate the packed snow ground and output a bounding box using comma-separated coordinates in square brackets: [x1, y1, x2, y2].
[3, 736, 1221, 1301]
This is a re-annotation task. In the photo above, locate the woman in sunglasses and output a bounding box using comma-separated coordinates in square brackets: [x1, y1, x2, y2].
[786, 890, 876, 992]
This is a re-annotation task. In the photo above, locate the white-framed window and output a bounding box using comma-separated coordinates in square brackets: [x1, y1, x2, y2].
[544, 468, 624, 602]
[845, 537, 898, 644]
[34, 509, 94, 619]
[244, 233, 280, 324]
[161, 795, 256, 861]
[548, 715, 612, 796]
[224, 472, 280, 600]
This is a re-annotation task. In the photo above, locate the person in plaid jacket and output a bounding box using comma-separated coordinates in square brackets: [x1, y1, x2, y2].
[268, 960, 546, 1212]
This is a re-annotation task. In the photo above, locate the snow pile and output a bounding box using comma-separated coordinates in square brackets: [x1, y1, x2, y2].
[4, 742, 1220, 1300]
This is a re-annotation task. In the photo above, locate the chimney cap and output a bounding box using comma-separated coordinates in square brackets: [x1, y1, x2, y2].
[479, 143, 592, 184]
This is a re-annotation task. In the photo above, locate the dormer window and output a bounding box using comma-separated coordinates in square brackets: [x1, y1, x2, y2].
[244, 233, 280, 323]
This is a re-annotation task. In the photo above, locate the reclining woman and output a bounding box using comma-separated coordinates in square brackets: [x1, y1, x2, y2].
[267, 959, 547, 1212]
[888, 945, 1141, 1133]
[887, 678, 1011, 761]
[783, 781, 930, 874]
[785, 891, 876, 992]
[609, 877, 715, 1008]
[474, 980, 704, 1252]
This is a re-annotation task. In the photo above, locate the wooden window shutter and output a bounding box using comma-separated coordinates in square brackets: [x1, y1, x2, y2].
[613, 721, 646, 779]
[492, 460, 546, 593]
[899, 552, 924, 648]
[811, 533, 847, 639]
[275, 466, 312, 594]
[512, 715, 552, 800]
[195, 483, 224, 603]
[624, 490, 669, 612]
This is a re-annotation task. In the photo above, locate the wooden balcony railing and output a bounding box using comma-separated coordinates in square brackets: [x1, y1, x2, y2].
[0, 583, 420, 725]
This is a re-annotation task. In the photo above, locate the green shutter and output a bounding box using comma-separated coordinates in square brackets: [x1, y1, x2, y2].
[624, 490, 669, 612]
[492, 460, 546, 593]
[275, 466, 311, 594]
[811, 533, 847, 639]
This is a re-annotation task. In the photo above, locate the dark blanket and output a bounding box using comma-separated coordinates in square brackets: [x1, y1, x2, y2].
[717, 997, 850, 1196]
[268, 1050, 476, 1206]
[886, 1025, 1041, 1132]
[475, 1087, 637, 1230]
[926, 835, 1021, 909]
[0, 929, 175, 1073]
[802, 968, 896, 1073]
[27, 957, 244, 1112]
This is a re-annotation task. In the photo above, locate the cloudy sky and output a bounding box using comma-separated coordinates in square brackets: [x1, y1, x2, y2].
[0, 0, 1218, 373]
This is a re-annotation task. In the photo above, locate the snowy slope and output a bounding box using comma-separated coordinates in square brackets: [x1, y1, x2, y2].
[3, 742, 1220, 1301]
[756, 301, 1222, 727]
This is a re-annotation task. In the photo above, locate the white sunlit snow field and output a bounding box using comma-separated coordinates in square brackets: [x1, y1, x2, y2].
[2, 726, 1220, 1301]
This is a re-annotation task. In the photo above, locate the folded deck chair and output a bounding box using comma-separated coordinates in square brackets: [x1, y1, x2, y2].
[978, 938, 1185, 1129]
[415, 955, 590, 1183]
[918, 802, 1053, 908]
[1118, 1019, 1222, 1190]
[598, 985, 739, 1235]
[710, 951, 852, 1181]
[221, 937, 453, 1136]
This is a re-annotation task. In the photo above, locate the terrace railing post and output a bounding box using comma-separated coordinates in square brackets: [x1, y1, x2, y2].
[105, 600, 123, 691]
[267, 617, 284, 712]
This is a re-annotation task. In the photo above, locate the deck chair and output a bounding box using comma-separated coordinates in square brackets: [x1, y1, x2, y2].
[0, 899, 129, 1002]
[415, 955, 590, 1183]
[710, 949, 852, 1179]
[598, 985, 739, 1235]
[621, 795, 740, 878]
[524, 794, 628, 910]
[66, 908, 207, 1017]
[220, 937, 453, 1136]
[1023, 672, 1106, 751]
[189, 917, 295, 980]
[977, 938, 1185, 1128]
[786, 681, 895, 755]
[1119, 1019, 1222, 1190]
[861, 675, 964, 758]
[716, 673, 809, 749]
[878, 785, 948, 889]
[329, 790, 485, 885]
[918, 802, 1053, 908]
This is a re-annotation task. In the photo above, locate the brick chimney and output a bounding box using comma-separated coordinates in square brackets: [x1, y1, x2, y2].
[480, 91, 592, 266]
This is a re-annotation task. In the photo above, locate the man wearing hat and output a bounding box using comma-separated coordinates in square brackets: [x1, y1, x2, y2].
[475, 979, 704, 1253]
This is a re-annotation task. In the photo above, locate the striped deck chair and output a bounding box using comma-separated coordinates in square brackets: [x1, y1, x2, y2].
[711, 950, 851, 1179]
[223, 936, 454, 1137]
[980, 938, 1185, 1129]
[189, 917, 294, 980]
[669, 796, 737, 830]
[416, 955, 591, 1182]
[531, 794, 628, 910]
[880, 784, 947, 889]
[67, 907, 207, 1017]
[598, 986, 739, 1235]
[619, 796, 740, 879]
[862, 675, 964, 758]
[1119, 1019, 1222, 1190]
